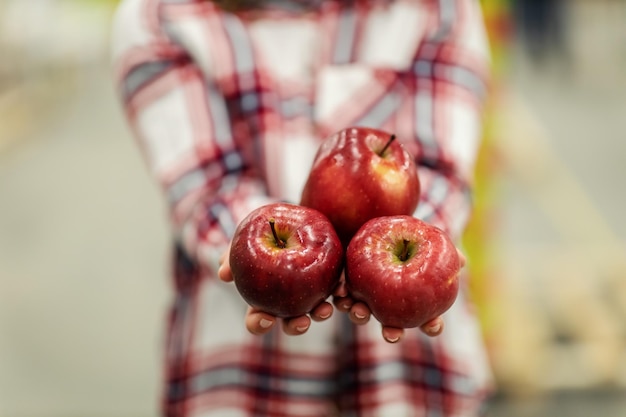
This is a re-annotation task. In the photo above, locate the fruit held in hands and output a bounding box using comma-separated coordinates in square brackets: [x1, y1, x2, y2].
[345, 215, 460, 329]
[301, 127, 420, 245]
[229, 203, 344, 318]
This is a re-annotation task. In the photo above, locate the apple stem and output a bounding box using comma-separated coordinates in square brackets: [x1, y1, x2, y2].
[378, 134, 396, 157]
[269, 218, 286, 248]
[399, 239, 410, 262]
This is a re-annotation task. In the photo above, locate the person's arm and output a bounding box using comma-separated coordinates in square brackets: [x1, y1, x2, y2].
[111, 0, 332, 335]
[112, 0, 272, 273]
[406, 0, 491, 242]
[338, 0, 491, 342]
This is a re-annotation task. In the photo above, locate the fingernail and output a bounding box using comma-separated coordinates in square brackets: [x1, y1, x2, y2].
[428, 323, 441, 334]
[318, 311, 331, 319]
[296, 325, 309, 333]
[259, 319, 273, 329]
[342, 302, 351, 310]
[385, 336, 400, 343]
[354, 311, 366, 319]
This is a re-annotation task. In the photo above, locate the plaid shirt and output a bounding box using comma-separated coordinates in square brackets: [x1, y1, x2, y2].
[112, 0, 493, 415]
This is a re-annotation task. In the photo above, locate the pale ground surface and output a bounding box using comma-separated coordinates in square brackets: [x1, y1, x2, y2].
[1, 1, 625, 416]
[0, 65, 171, 416]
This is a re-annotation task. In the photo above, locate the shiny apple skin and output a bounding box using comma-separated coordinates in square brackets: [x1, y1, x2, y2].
[300, 127, 420, 246]
[345, 215, 460, 329]
[229, 203, 344, 318]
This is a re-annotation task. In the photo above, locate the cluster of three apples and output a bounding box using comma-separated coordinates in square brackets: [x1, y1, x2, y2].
[229, 127, 461, 329]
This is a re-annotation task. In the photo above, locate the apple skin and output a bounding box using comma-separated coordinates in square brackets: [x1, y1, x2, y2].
[300, 127, 420, 246]
[345, 215, 460, 329]
[229, 203, 344, 318]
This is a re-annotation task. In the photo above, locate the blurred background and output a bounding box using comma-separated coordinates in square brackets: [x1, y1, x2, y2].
[0, 0, 625, 416]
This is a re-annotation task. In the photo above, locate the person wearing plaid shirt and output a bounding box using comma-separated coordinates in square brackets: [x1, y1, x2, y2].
[112, 0, 493, 415]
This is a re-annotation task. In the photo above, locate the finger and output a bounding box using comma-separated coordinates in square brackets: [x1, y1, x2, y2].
[332, 274, 348, 298]
[457, 248, 467, 268]
[333, 296, 353, 313]
[382, 326, 405, 343]
[217, 261, 233, 282]
[310, 301, 334, 322]
[420, 317, 444, 337]
[349, 302, 371, 325]
[245, 308, 276, 335]
[218, 247, 233, 282]
[282, 315, 311, 335]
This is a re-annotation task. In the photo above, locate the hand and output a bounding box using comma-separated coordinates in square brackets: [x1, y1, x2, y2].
[217, 246, 335, 336]
[219, 245, 465, 342]
[332, 248, 466, 343]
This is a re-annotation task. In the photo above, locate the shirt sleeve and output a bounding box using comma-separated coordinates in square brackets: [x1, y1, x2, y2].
[402, 0, 491, 242]
[111, 0, 274, 274]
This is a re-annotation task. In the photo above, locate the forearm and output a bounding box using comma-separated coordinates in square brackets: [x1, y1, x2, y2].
[112, 0, 272, 275]
[408, 0, 490, 241]
[414, 166, 473, 243]
[173, 173, 275, 274]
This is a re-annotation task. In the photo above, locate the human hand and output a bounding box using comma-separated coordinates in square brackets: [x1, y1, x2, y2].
[218, 245, 465, 341]
[332, 248, 467, 343]
[217, 246, 335, 336]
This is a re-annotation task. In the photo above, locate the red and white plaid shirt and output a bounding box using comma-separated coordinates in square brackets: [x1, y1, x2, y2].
[112, 0, 493, 415]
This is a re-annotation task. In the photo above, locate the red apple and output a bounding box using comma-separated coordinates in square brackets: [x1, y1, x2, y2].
[300, 127, 420, 246]
[229, 203, 344, 318]
[345, 215, 460, 329]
